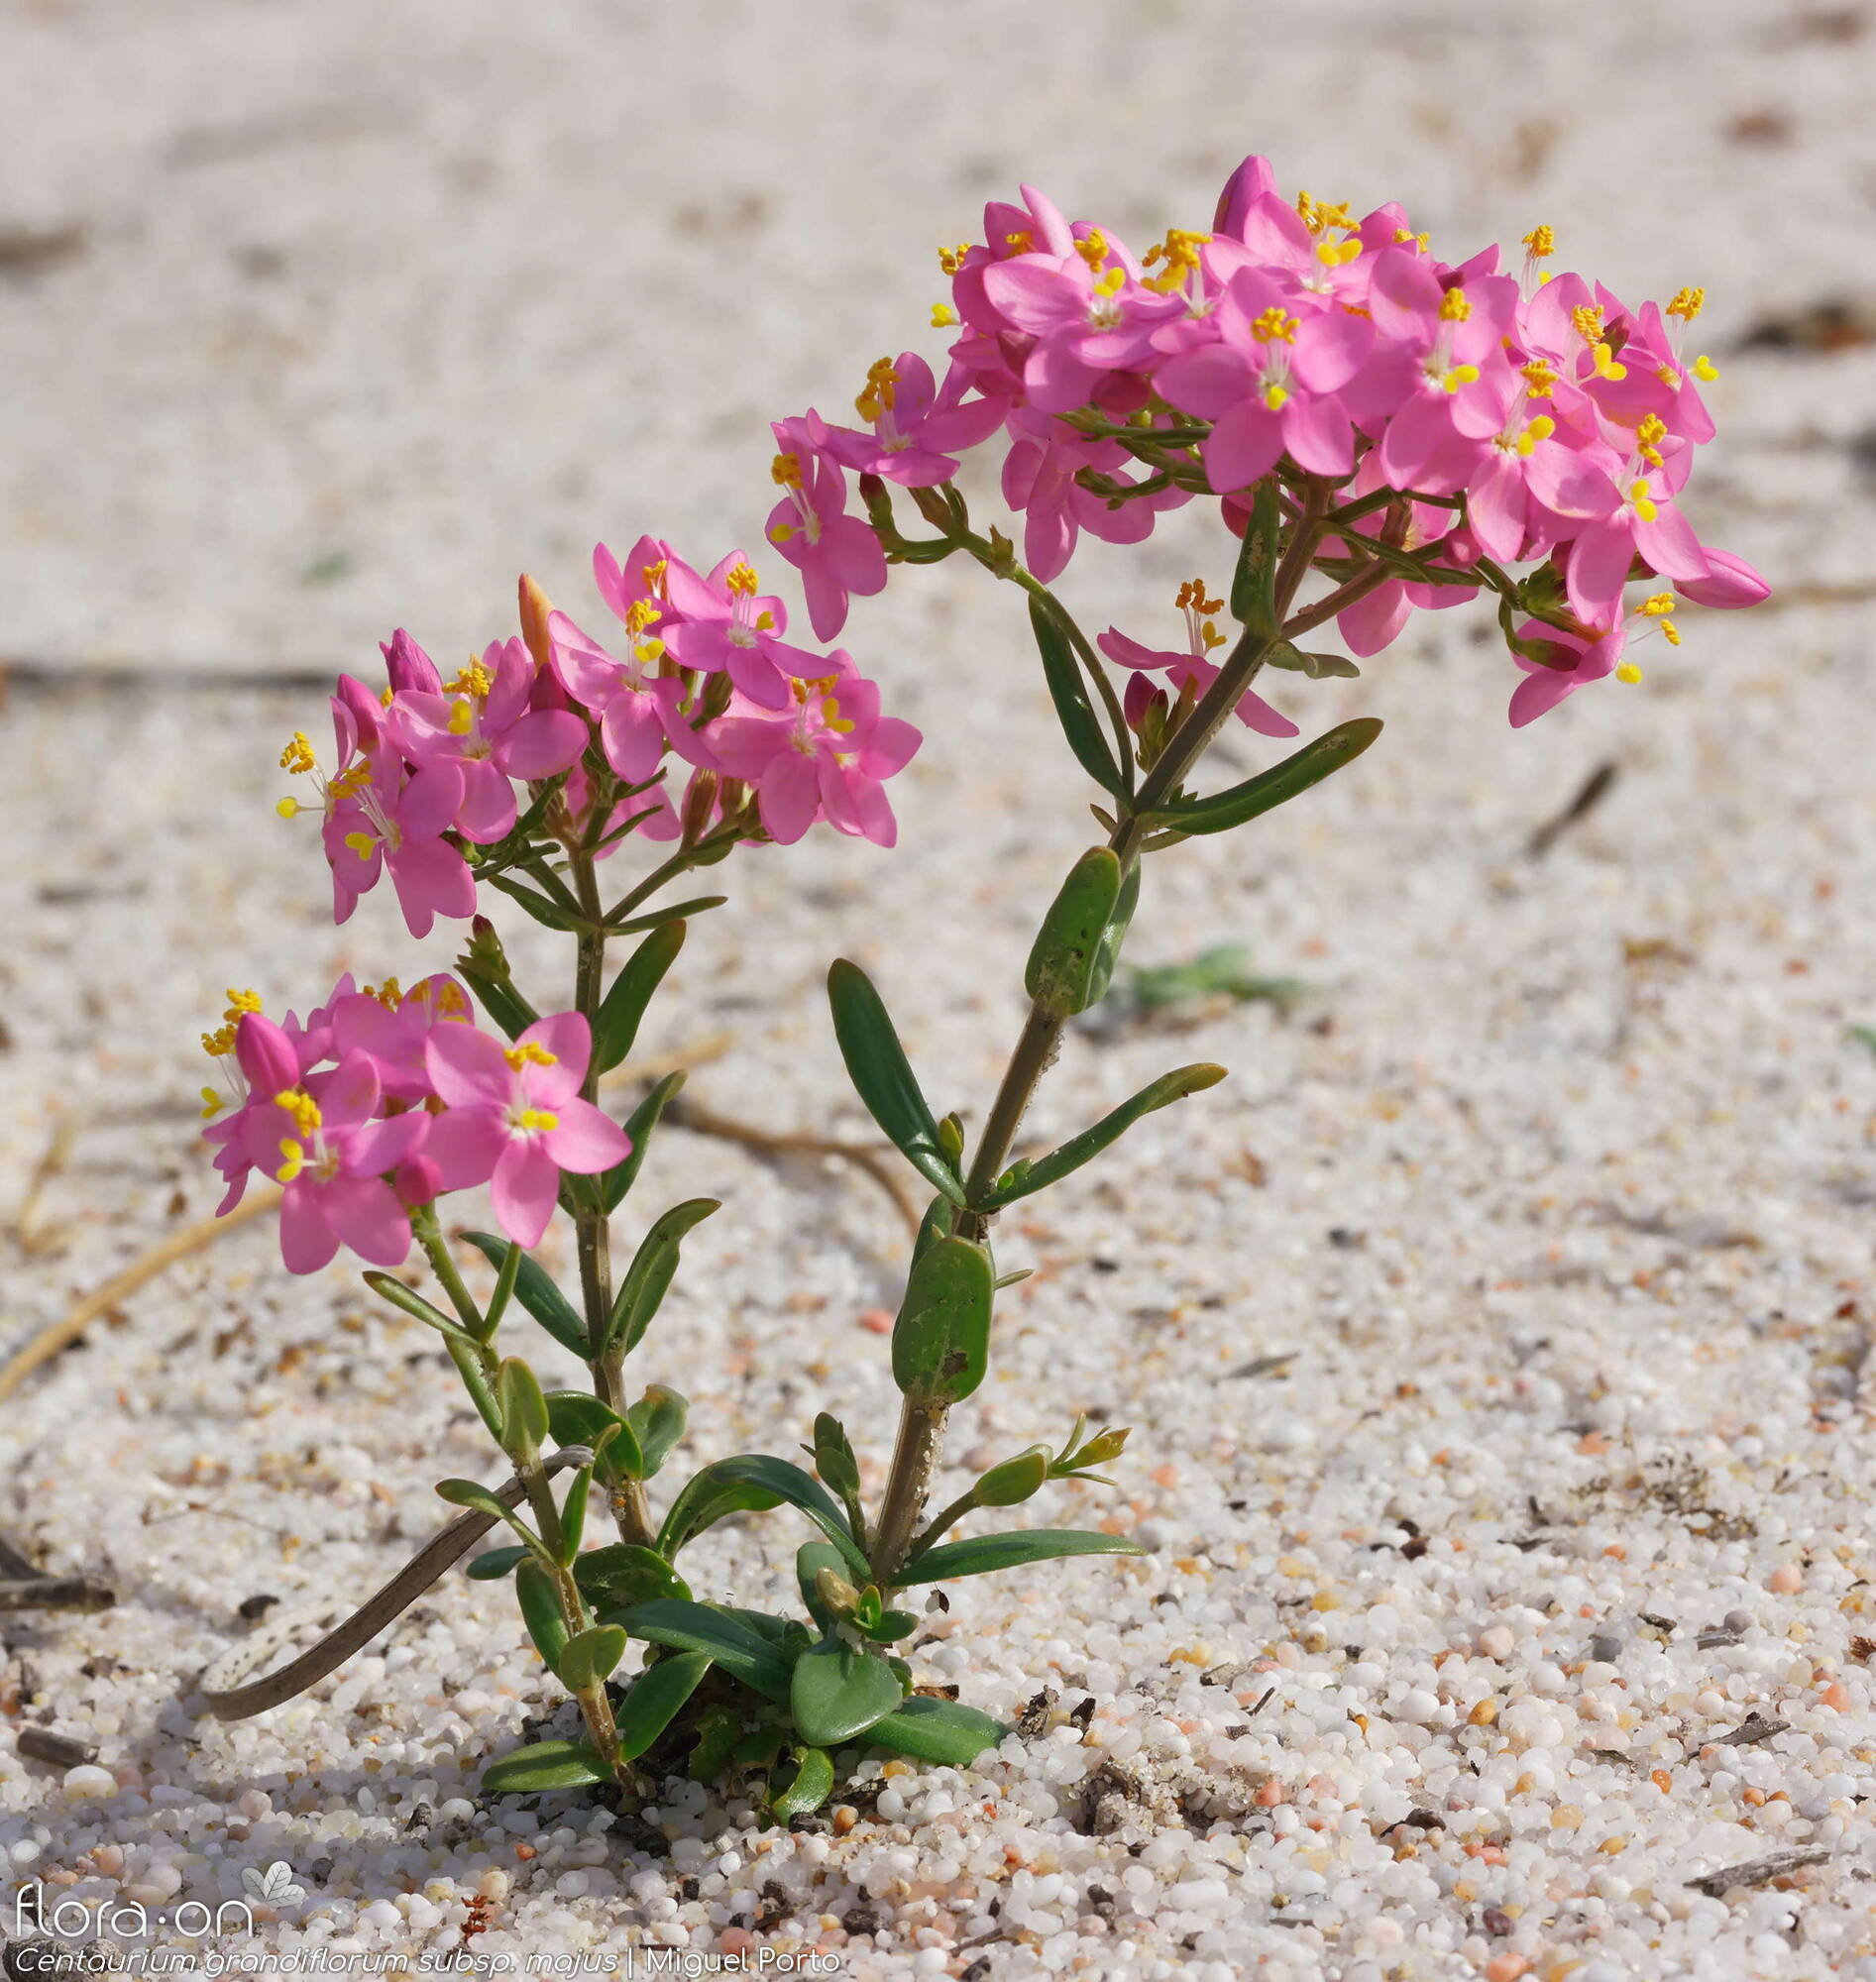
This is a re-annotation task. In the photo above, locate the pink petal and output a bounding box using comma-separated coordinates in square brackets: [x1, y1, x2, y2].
[425, 1025, 514, 1108]
[325, 1176, 411, 1267]
[1292, 312, 1373, 393]
[757, 752, 821, 844]
[541, 1097, 629, 1174]
[1281, 395, 1354, 476]
[521, 1012, 592, 1092]
[1202, 401, 1283, 493]
[1156, 344, 1257, 421]
[456, 760, 517, 844]
[423, 1106, 506, 1189]
[278, 1183, 339, 1273]
[492, 1138, 560, 1249]
[499, 709, 587, 780]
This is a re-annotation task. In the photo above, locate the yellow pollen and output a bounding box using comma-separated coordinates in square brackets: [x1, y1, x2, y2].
[1251, 306, 1298, 344]
[279, 731, 315, 774]
[1441, 363, 1481, 393]
[1591, 341, 1628, 382]
[365, 977, 403, 1009]
[1572, 304, 1605, 345]
[1262, 382, 1289, 410]
[634, 637, 665, 665]
[343, 830, 377, 860]
[1439, 286, 1472, 323]
[447, 699, 474, 736]
[641, 558, 668, 595]
[931, 302, 960, 328]
[1521, 359, 1557, 397]
[201, 1023, 238, 1059]
[276, 1139, 307, 1183]
[1656, 364, 1683, 387]
[937, 243, 972, 276]
[1392, 228, 1430, 251]
[772, 450, 804, 487]
[226, 988, 263, 1016]
[274, 1088, 323, 1136]
[1692, 354, 1719, 382]
[1615, 662, 1644, 685]
[1073, 229, 1110, 271]
[1296, 191, 1353, 236]
[1315, 236, 1364, 267]
[1659, 618, 1681, 646]
[444, 659, 493, 698]
[199, 1086, 223, 1120]
[1141, 228, 1208, 292]
[1200, 622, 1227, 651]
[517, 1109, 559, 1134]
[1666, 286, 1706, 322]
[1640, 592, 1676, 616]
[725, 562, 760, 598]
[820, 694, 855, 734]
[1635, 412, 1668, 465]
[1628, 479, 1659, 521]
[1521, 225, 1556, 259]
[1004, 230, 1033, 253]
[1175, 579, 1225, 616]
[276, 797, 301, 819]
[503, 1043, 560, 1069]
[1093, 266, 1125, 298]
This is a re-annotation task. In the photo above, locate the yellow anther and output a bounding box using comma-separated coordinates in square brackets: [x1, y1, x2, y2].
[1521, 359, 1558, 397]
[1441, 363, 1481, 393]
[634, 637, 665, 665]
[1521, 224, 1556, 259]
[1201, 622, 1227, 651]
[1640, 592, 1676, 616]
[937, 243, 973, 276]
[1628, 478, 1659, 522]
[1437, 286, 1471, 324]
[517, 1109, 559, 1134]
[625, 600, 663, 634]
[276, 797, 301, 820]
[444, 659, 493, 698]
[276, 1140, 307, 1183]
[1526, 414, 1556, 441]
[1591, 341, 1628, 382]
[447, 698, 475, 736]
[380, 686, 394, 707]
[768, 522, 795, 543]
[343, 830, 377, 860]
[365, 977, 403, 1009]
[226, 988, 263, 1016]
[274, 1088, 323, 1136]
[1666, 286, 1706, 322]
[1634, 412, 1668, 465]
[1073, 229, 1110, 271]
[200, 1086, 223, 1120]
[1615, 662, 1644, 685]
[1004, 230, 1033, 253]
[1659, 618, 1681, 646]
[1692, 354, 1719, 383]
[772, 450, 804, 488]
[279, 731, 316, 774]
[201, 1022, 238, 1059]
[821, 695, 855, 734]
[755, 609, 776, 631]
[1392, 228, 1430, 251]
[1656, 364, 1683, 387]
[931, 302, 960, 328]
[1251, 306, 1298, 344]
[1093, 266, 1126, 298]
[1296, 192, 1352, 235]
[1572, 304, 1605, 345]
[725, 562, 760, 597]
[1262, 382, 1290, 410]
[1141, 228, 1208, 293]
[641, 558, 668, 595]
[502, 1043, 560, 1069]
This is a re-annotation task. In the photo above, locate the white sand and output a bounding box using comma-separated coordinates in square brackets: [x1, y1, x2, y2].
[3, 2, 1875, 1976]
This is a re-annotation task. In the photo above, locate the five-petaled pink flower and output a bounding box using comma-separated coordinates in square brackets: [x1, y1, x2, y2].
[660, 552, 824, 712]
[1099, 583, 1299, 739]
[764, 415, 889, 641]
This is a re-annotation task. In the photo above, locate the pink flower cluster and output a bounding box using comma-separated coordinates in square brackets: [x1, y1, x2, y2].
[278, 540, 923, 938]
[763, 156, 1767, 727]
[200, 978, 624, 1271]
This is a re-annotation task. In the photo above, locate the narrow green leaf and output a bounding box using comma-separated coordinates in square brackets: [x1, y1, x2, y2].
[1085, 860, 1141, 1011]
[867, 1695, 1006, 1766]
[593, 921, 687, 1075]
[1025, 848, 1124, 1020]
[896, 1529, 1149, 1584]
[435, 1479, 539, 1552]
[1229, 478, 1282, 635]
[626, 1385, 689, 1479]
[1028, 597, 1125, 797]
[556, 1623, 627, 1692]
[480, 1737, 609, 1795]
[483, 1238, 524, 1337]
[558, 1466, 594, 1564]
[361, 1271, 484, 1355]
[575, 1544, 691, 1611]
[979, 1064, 1226, 1209]
[974, 1445, 1051, 1508]
[515, 1559, 570, 1670]
[607, 895, 726, 936]
[461, 1234, 589, 1357]
[601, 1070, 687, 1215]
[486, 872, 593, 934]
[1146, 718, 1383, 837]
[466, 1545, 528, 1582]
[769, 1745, 835, 1820]
[827, 960, 964, 1205]
[497, 1358, 550, 1462]
[658, 1456, 865, 1578]
[617, 1649, 712, 1760]
[457, 966, 538, 1043]
[809, 1413, 860, 1500]
[614, 1599, 793, 1702]
[791, 1638, 907, 1747]
[891, 1236, 995, 1406]
[1265, 643, 1361, 679]
[443, 1337, 505, 1441]
[603, 1198, 720, 1357]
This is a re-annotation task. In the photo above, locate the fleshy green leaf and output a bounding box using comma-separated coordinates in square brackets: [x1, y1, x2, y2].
[896, 1529, 1148, 1584]
[361, 1271, 484, 1354]
[1265, 642, 1361, 679]
[827, 960, 964, 1206]
[593, 921, 686, 1076]
[1025, 848, 1123, 1020]
[575, 1544, 691, 1610]
[892, 1236, 994, 1406]
[790, 1638, 907, 1747]
[497, 1358, 550, 1462]
[973, 1445, 1051, 1508]
[867, 1695, 1006, 1765]
[616, 1649, 712, 1761]
[461, 1234, 589, 1357]
[466, 1545, 528, 1582]
[435, 1478, 538, 1551]
[607, 894, 726, 936]
[1085, 860, 1141, 1011]
[557, 1465, 594, 1562]
[601, 1070, 687, 1215]
[1028, 596, 1126, 797]
[980, 1064, 1226, 1209]
[626, 1385, 690, 1479]
[613, 1599, 793, 1702]
[485, 872, 592, 934]
[687, 1705, 745, 1784]
[556, 1623, 627, 1691]
[658, 1456, 865, 1578]
[603, 1199, 720, 1357]
[515, 1559, 570, 1671]
[1229, 477, 1282, 635]
[1146, 719, 1383, 837]
[911, 1193, 956, 1262]
[544, 1392, 644, 1480]
[456, 961, 539, 1044]
[796, 1541, 856, 1636]
[769, 1744, 835, 1820]
[480, 1737, 610, 1795]
[810, 1412, 860, 1500]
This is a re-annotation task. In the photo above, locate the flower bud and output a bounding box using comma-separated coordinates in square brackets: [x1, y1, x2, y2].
[681, 770, 720, 848]
[380, 628, 442, 695]
[458, 917, 512, 984]
[392, 1155, 442, 1209]
[1678, 548, 1771, 610]
[813, 1564, 862, 1622]
[517, 574, 555, 674]
[974, 1444, 1050, 1508]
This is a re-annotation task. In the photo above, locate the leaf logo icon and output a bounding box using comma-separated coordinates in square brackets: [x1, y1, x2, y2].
[240, 1860, 307, 1905]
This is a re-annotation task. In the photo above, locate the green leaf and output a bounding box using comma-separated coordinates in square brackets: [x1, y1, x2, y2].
[658, 1456, 866, 1578]
[687, 1705, 745, 1784]
[466, 1545, 528, 1582]
[486, 872, 593, 933]
[604, 1199, 720, 1357]
[361, 1271, 484, 1355]
[769, 1744, 835, 1820]
[497, 1358, 550, 1462]
[974, 1445, 1051, 1508]
[616, 1649, 712, 1761]
[791, 1638, 907, 1747]
[827, 960, 964, 1206]
[614, 1599, 793, 1702]
[1265, 642, 1361, 679]
[1146, 718, 1383, 837]
[480, 1737, 610, 1796]
[461, 1234, 589, 1357]
[891, 1236, 995, 1406]
[435, 1478, 538, 1551]
[810, 1412, 861, 1500]
[557, 1623, 628, 1692]
[796, 1541, 857, 1636]
[544, 1392, 644, 1480]
[1124, 945, 1306, 1014]
[482, 1238, 524, 1336]
[558, 1466, 594, 1563]
[1085, 860, 1141, 1011]
[593, 921, 687, 1075]
[1229, 477, 1283, 635]
[575, 1544, 691, 1611]
[457, 969, 538, 1044]
[1028, 597, 1125, 797]
[624, 1385, 689, 1479]
[1025, 848, 1124, 1020]
[897, 1529, 1149, 1584]
[607, 895, 726, 936]
[515, 1560, 570, 1670]
[868, 1695, 1007, 1765]
[911, 1193, 956, 1262]
[442, 1337, 505, 1442]
[979, 1064, 1226, 1209]
[601, 1070, 687, 1215]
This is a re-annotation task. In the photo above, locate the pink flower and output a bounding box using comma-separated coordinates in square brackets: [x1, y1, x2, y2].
[328, 972, 479, 1104]
[764, 415, 889, 640]
[707, 667, 920, 847]
[999, 416, 1178, 583]
[386, 639, 586, 842]
[820, 354, 1006, 489]
[548, 610, 687, 784]
[325, 745, 476, 938]
[423, 1013, 629, 1248]
[1506, 616, 1626, 728]
[1098, 583, 1299, 738]
[660, 552, 824, 712]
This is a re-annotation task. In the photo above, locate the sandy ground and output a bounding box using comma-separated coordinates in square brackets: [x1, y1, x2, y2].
[4, 0, 1876, 1976]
